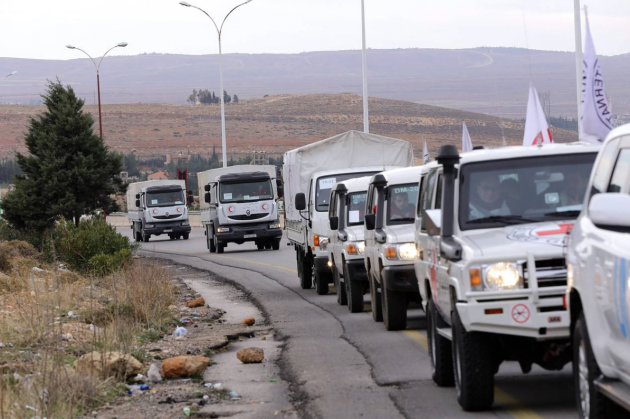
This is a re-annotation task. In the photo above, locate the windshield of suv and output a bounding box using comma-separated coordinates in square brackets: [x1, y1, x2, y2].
[459, 153, 597, 230]
[147, 190, 184, 207]
[347, 192, 367, 226]
[220, 180, 273, 203]
[315, 172, 377, 211]
[387, 183, 419, 224]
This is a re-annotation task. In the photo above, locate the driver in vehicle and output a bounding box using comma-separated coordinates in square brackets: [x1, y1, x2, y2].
[391, 192, 414, 219]
[469, 173, 510, 220]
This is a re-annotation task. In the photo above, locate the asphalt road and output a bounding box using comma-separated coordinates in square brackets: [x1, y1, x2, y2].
[121, 227, 578, 419]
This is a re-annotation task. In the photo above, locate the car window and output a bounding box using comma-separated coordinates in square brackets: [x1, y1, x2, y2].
[315, 172, 377, 212]
[591, 138, 620, 196]
[329, 191, 337, 219]
[608, 149, 630, 194]
[435, 174, 443, 210]
[387, 183, 419, 225]
[419, 170, 437, 231]
[417, 175, 426, 217]
[347, 192, 367, 226]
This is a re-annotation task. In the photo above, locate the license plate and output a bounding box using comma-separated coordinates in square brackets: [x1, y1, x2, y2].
[244, 234, 257, 238]
[164, 229, 172, 233]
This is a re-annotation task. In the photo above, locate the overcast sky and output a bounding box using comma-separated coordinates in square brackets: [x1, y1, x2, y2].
[2, 0, 629, 60]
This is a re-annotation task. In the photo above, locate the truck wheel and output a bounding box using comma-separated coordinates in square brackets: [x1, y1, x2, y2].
[427, 298, 454, 387]
[142, 232, 150, 242]
[135, 230, 141, 243]
[216, 238, 224, 254]
[382, 277, 407, 331]
[169, 234, 174, 240]
[345, 264, 364, 313]
[314, 269, 329, 295]
[209, 233, 216, 253]
[452, 308, 494, 411]
[298, 251, 312, 290]
[334, 266, 347, 305]
[265, 241, 272, 250]
[272, 240, 280, 250]
[256, 242, 264, 250]
[183, 233, 189, 240]
[369, 272, 383, 322]
[574, 311, 624, 419]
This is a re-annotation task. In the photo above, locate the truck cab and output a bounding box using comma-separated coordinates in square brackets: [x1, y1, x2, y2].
[364, 166, 423, 331]
[201, 169, 282, 254]
[567, 124, 630, 419]
[327, 176, 371, 313]
[418, 143, 598, 411]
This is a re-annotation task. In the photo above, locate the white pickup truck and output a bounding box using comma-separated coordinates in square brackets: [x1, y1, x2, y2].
[567, 124, 630, 419]
[283, 130, 414, 294]
[327, 176, 371, 313]
[127, 180, 192, 242]
[198, 165, 282, 254]
[415, 143, 598, 411]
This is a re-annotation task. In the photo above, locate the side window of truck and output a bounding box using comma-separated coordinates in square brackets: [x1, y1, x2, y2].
[419, 170, 437, 231]
[416, 175, 426, 217]
[435, 173, 443, 210]
[608, 148, 630, 194]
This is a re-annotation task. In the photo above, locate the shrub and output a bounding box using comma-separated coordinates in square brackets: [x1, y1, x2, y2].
[0, 219, 44, 250]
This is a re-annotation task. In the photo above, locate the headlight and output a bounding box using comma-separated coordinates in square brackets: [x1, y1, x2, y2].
[182, 220, 190, 226]
[357, 241, 365, 255]
[145, 224, 155, 228]
[346, 241, 365, 255]
[398, 243, 418, 261]
[216, 227, 230, 233]
[269, 223, 281, 229]
[484, 262, 522, 291]
[319, 237, 329, 251]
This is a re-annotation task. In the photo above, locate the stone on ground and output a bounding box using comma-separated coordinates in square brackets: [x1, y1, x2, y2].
[74, 351, 143, 379]
[161, 355, 210, 379]
[236, 347, 265, 364]
[186, 297, 205, 308]
[242, 317, 256, 326]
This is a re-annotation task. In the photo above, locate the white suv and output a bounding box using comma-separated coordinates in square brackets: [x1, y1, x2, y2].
[328, 177, 371, 313]
[364, 166, 422, 331]
[567, 125, 630, 419]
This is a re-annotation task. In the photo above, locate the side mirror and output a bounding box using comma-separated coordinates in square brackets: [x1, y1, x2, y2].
[135, 193, 140, 199]
[365, 214, 376, 231]
[135, 199, 140, 207]
[295, 193, 306, 211]
[425, 209, 442, 237]
[204, 184, 210, 192]
[589, 193, 630, 228]
[204, 192, 211, 204]
[329, 216, 339, 230]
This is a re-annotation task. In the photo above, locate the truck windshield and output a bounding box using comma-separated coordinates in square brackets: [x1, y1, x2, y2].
[387, 183, 419, 224]
[347, 192, 367, 226]
[220, 180, 273, 203]
[459, 153, 597, 230]
[146, 190, 184, 207]
[316, 172, 376, 212]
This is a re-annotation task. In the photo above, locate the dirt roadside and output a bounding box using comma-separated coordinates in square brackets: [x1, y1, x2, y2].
[90, 259, 298, 419]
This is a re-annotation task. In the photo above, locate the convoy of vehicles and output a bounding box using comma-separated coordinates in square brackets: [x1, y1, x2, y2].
[364, 166, 423, 330]
[198, 165, 282, 254]
[327, 176, 371, 312]
[283, 130, 414, 294]
[127, 180, 192, 242]
[566, 126, 630, 418]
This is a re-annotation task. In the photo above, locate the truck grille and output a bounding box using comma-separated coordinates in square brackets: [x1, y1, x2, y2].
[228, 213, 269, 221]
[523, 258, 567, 288]
[154, 214, 182, 220]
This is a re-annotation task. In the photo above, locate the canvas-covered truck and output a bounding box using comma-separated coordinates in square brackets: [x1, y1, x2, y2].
[283, 130, 414, 294]
[198, 165, 282, 254]
[127, 180, 192, 242]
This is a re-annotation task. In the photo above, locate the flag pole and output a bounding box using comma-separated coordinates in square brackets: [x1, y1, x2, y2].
[574, 0, 584, 138]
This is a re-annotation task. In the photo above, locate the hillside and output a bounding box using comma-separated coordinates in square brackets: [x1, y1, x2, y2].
[0, 48, 628, 119]
[0, 93, 576, 159]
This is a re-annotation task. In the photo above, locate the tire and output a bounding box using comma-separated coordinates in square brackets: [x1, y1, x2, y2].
[345, 264, 364, 313]
[314, 269, 329, 295]
[452, 309, 494, 411]
[369, 272, 383, 322]
[169, 234, 175, 240]
[209, 232, 216, 253]
[427, 298, 455, 387]
[257, 242, 265, 250]
[382, 279, 407, 331]
[298, 251, 312, 290]
[265, 242, 272, 250]
[183, 233, 189, 240]
[272, 240, 280, 250]
[216, 237, 224, 254]
[142, 232, 150, 242]
[334, 266, 347, 306]
[573, 312, 625, 419]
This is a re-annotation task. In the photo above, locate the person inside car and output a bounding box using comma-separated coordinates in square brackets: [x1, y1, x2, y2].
[469, 173, 510, 220]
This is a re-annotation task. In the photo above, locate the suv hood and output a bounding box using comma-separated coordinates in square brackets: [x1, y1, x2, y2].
[464, 221, 574, 258]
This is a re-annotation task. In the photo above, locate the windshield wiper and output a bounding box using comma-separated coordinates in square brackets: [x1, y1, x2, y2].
[544, 210, 581, 217]
[468, 215, 538, 225]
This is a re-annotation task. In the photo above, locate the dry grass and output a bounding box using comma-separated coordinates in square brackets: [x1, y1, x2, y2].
[0, 242, 178, 418]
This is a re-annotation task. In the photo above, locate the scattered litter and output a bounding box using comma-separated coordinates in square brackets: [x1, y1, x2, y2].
[204, 383, 213, 388]
[67, 311, 74, 317]
[269, 379, 278, 383]
[203, 395, 210, 401]
[26, 405, 36, 411]
[174, 327, 187, 338]
[180, 318, 194, 326]
[148, 364, 162, 382]
[13, 373, 22, 381]
[213, 383, 223, 391]
[183, 407, 191, 417]
[31, 267, 44, 272]
[127, 384, 150, 395]
[228, 391, 241, 401]
[140, 384, 150, 390]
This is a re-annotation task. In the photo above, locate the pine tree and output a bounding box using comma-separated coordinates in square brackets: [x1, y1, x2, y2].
[233, 94, 239, 104]
[2, 80, 123, 230]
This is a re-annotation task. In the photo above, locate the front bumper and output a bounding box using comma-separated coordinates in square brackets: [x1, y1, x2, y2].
[145, 221, 191, 235]
[215, 223, 282, 244]
[456, 289, 569, 339]
[345, 259, 368, 282]
[382, 265, 419, 293]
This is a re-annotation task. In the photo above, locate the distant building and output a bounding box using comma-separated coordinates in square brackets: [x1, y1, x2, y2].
[148, 171, 169, 180]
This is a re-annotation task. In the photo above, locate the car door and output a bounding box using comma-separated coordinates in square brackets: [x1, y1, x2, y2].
[364, 184, 378, 277]
[328, 191, 339, 265]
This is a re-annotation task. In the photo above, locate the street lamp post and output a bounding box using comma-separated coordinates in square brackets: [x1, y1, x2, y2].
[361, 0, 369, 134]
[66, 42, 128, 139]
[180, 0, 253, 168]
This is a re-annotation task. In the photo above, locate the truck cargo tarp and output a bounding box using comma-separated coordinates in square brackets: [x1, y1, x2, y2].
[283, 130, 414, 221]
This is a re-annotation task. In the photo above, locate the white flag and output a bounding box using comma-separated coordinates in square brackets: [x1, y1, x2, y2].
[462, 122, 473, 152]
[581, 13, 612, 143]
[523, 84, 553, 146]
[422, 139, 430, 164]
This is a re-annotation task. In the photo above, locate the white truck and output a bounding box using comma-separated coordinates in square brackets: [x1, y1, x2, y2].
[327, 176, 371, 313]
[566, 124, 630, 419]
[283, 130, 414, 294]
[198, 165, 282, 254]
[415, 143, 598, 411]
[127, 180, 192, 242]
[364, 166, 423, 331]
